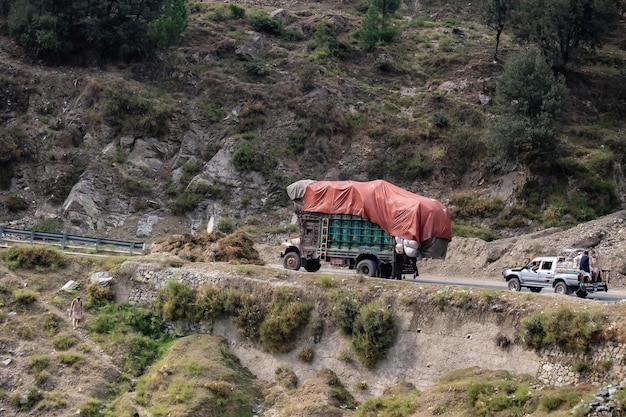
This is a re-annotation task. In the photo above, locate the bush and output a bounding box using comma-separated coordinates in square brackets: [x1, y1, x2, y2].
[331, 291, 362, 335]
[86, 282, 115, 309]
[519, 307, 606, 353]
[13, 288, 38, 304]
[33, 217, 63, 233]
[248, 12, 283, 35]
[352, 302, 397, 368]
[1, 245, 67, 271]
[297, 347, 314, 363]
[4, 194, 29, 212]
[157, 280, 201, 322]
[468, 379, 531, 416]
[259, 287, 312, 353]
[217, 217, 235, 234]
[10, 386, 41, 410]
[171, 191, 203, 214]
[228, 4, 246, 19]
[51, 333, 78, 350]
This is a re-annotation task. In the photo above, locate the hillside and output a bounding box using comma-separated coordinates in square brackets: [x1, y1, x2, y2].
[2, 244, 626, 416]
[0, 0, 624, 243]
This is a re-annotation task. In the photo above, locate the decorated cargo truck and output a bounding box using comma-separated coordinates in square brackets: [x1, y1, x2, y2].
[280, 180, 452, 279]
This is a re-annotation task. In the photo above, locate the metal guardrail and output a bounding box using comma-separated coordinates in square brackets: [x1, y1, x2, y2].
[0, 226, 145, 256]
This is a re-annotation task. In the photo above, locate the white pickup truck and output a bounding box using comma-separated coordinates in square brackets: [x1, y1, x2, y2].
[502, 252, 609, 298]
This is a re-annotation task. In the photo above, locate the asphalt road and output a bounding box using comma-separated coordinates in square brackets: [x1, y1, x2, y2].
[273, 264, 626, 302]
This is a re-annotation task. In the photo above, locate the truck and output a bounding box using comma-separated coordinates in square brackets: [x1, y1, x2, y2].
[502, 250, 609, 298]
[280, 180, 452, 279]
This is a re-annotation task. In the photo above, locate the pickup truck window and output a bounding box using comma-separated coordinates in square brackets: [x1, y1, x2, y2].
[541, 261, 553, 270]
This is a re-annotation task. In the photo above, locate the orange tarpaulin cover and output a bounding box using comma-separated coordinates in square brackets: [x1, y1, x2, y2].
[302, 180, 452, 244]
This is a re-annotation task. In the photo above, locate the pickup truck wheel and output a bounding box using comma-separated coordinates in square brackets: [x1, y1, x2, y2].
[507, 278, 521, 292]
[282, 252, 302, 270]
[356, 259, 378, 277]
[554, 282, 571, 295]
[304, 259, 321, 272]
[529, 287, 542, 293]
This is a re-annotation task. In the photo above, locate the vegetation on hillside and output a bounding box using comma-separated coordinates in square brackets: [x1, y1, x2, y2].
[3, 246, 626, 415]
[0, 0, 624, 240]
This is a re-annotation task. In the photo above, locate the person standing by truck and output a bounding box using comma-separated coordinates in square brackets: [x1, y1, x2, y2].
[590, 248, 601, 284]
[579, 250, 591, 281]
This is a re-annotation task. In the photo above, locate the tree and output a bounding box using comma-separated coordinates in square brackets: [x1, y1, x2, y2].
[481, 0, 516, 60]
[148, 0, 188, 49]
[510, 0, 619, 72]
[486, 47, 568, 167]
[358, 0, 400, 51]
[7, 0, 169, 63]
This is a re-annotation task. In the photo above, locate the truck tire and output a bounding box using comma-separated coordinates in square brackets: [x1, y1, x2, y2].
[282, 252, 302, 270]
[507, 278, 521, 292]
[529, 287, 542, 293]
[576, 288, 588, 298]
[356, 259, 378, 277]
[554, 282, 572, 295]
[304, 259, 321, 272]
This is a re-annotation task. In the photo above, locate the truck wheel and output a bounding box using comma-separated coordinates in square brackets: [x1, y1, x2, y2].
[282, 252, 302, 270]
[529, 287, 542, 293]
[507, 278, 521, 292]
[304, 259, 321, 272]
[356, 259, 378, 277]
[554, 282, 571, 295]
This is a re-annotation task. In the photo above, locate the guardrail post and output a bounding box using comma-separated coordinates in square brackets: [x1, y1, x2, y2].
[61, 231, 67, 250]
[30, 229, 34, 244]
[95, 238, 100, 253]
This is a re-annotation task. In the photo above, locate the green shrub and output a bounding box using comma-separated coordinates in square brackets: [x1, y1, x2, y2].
[123, 177, 153, 194]
[57, 352, 85, 370]
[259, 287, 312, 353]
[571, 360, 591, 374]
[102, 87, 172, 137]
[13, 288, 38, 304]
[27, 355, 50, 373]
[172, 191, 203, 214]
[519, 307, 605, 353]
[33, 217, 63, 232]
[196, 286, 227, 320]
[233, 292, 266, 340]
[157, 280, 201, 322]
[275, 366, 298, 389]
[1, 245, 67, 271]
[451, 195, 505, 219]
[468, 379, 531, 416]
[297, 347, 314, 363]
[330, 291, 362, 335]
[352, 302, 397, 368]
[356, 385, 419, 416]
[86, 282, 115, 309]
[228, 4, 246, 19]
[243, 61, 270, 76]
[4, 194, 29, 212]
[540, 391, 580, 412]
[10, 386, 41, 410]
[248, 12, 283, 35]
[217, 217, 235, 234]
[52, 333, 78, 350]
